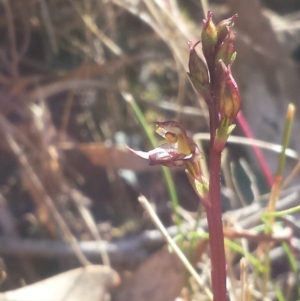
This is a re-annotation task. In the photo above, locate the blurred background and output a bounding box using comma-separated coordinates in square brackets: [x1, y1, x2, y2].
[0, 0, 300, 300]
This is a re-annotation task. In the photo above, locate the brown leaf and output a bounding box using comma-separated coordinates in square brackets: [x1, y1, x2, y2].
[114, 246, 185, 301]
[0, 265, 119, 301]
[79, 143, 156, 172]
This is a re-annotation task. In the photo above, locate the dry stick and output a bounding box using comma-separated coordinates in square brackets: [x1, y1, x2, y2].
[70, 0, 123, 56]
[0, 115, 90, 267]
[141, 98, 207, 117]
[38, 0, 58, 54]
[59, 90, 75, 142]
[194, 133, 299, 160]
[143, 0, 184, 65]
[239, 158, 260, 200]
[138, 195, 213, 300]
[77, 203, 110, 266]
[1, 0, 19, 78]
[28, 79, 117, 103]
[230, 162, 248, 207]
[222, 149, 239, 209]
[282, 160, 300, 189]
[0, 193, 297, 265]
[149, 0, 189, 71]
[240, 258, 248, 301]
[0, 227, 297, 265]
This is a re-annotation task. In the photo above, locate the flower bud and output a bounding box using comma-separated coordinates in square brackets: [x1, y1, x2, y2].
[201, 11, 218, 75]
[215, 28, 236, 67]
[216, 14, 238, 45]
[187, 73, 211, 100]
[188, 41, 209, 85]
[218, 60, 241, 121]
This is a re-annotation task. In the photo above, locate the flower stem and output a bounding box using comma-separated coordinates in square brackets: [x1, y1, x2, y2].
[207, 147, 227, 301]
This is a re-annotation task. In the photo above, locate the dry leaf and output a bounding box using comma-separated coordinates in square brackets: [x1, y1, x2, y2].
[114, 246, 185, 301]
[0, 265, 119, 301]
[79, 143, 157, 172]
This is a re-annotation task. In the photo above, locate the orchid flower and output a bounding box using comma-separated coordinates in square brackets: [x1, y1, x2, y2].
[127, 121, 202, 182]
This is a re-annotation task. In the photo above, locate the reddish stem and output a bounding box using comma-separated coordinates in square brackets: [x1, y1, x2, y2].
[204, 92, 227, 300]
[237, 111, 274, 187]
[207, 147, 227, 301]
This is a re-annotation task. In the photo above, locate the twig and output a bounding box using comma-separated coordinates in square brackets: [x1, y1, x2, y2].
[0, 222, 296, 266]
[27, 79, 117, 103]
[70, 0, 123, 56]
[76, 203, 111, 266]
[2, 0, 19, 78]
[138, 195, 213, 300]
[39, 0, 58, 54]
[194, 133, 299, 160]
[239, 158, 260, 200]
[0, 114, 90, 267]
[0, 193, 297, 265]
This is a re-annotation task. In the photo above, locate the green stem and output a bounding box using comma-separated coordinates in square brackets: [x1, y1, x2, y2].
[161, 166, 181, 228]
[262, 205, 300, 218]
[276, 104, 295, 177]
[263, 104, 295, 296]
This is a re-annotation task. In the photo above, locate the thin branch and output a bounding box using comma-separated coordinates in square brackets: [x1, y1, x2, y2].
[0, 114, 90, 267]
[139, 195, 213, 299]
[2, 0, 19, 77]
[194, 133, 299, 160]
